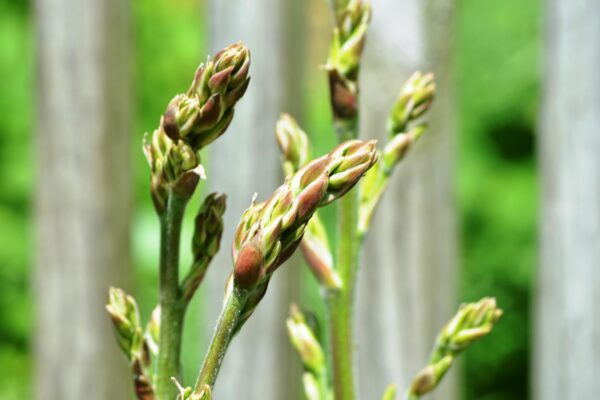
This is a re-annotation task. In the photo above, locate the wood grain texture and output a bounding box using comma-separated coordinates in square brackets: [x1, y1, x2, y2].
[535, 1, 600, 398]
[204, 1, 304, 398]
[34, 0, 132, 399]
[357, 0, 458, 399]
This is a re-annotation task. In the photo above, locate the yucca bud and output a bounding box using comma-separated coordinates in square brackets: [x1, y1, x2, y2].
[287, 304, 326, 373]
[327, 0, 371, 81]
[301, 217, 342, 290]
[437, 297, 502, 353]
[143, 127, 204, 212]
[162, 43, 250, 150]
[276, 114, 311, 176]
[181, 193, 227, 301]
[408, 355, 453, 397]
[232, 140, 377, 291]
[382, 124, 427, 173]
[192, 193, 227, 263]
[388, 71, 435, 134]
[106, 287, 143, 359]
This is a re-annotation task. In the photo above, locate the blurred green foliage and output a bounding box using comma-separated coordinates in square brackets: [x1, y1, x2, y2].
[0, 0, 538, 398]
[457, 0, 539, 398]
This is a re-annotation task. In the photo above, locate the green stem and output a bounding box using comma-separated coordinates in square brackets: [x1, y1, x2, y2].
[195, 287, 247, 391]
[326, 117, 359, 400]
[155, 191, 188, 400]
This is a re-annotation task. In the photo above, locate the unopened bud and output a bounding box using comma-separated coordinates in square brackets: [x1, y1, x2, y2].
[327, 0, 372, 81]
[388, 71, 435, 134]
[409, 355, 453, 396]
[106, 287, 142, 359]
[276, 113, 311, 175]
[287, 304, 326, 373]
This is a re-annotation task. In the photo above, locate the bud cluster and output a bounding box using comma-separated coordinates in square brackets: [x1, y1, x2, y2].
[275, 114, 341, 290]
[436, 297, 503, 354]
[233, 139, 378, 291]
[163, 43, 250, 149]
[106, 287, 155, 399]
[182, 193, 227, 302]
[328, 0, 371, 81]
[326, 0, 371, 120]
[407, 298, 502, 399]
[358, 73, 436, 235]
[144, 43, 250, 211]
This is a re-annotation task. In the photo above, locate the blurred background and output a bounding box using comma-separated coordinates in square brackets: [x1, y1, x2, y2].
[1, 0, 598, 399]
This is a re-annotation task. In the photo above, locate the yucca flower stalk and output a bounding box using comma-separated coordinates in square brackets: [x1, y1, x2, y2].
[193, 139, 378, 393]
[322, 1, 372, 398]
[106, 7, 503, 399]
[404, 298, 503, 400]
[108, 42, 250, 400]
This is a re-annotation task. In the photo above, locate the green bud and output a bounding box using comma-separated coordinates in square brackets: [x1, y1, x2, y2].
[106, 287, 142, 360]
[437, 297, 502, 354]
[287, 304, 326, 373]
[388, 71, 435, 134]
[276, 113, 311, 176]
[143, 128, 204, 213]
[409, 355, 453, 396]
[327, 0, 371, 81]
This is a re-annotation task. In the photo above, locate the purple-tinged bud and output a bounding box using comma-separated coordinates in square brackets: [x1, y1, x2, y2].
[234, 241, 264, 290]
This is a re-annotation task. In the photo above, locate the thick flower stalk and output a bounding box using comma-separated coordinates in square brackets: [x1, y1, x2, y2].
[194, 139, 378, 391]
[326, 0, 371, 125]
[287, 304, 330, 400]
[106, 288, 155, 400]
[276, 114, 341, 290]
[358, 72, 435, 236]
[140, 42, 250, 400]
[405, 298, 503, 400]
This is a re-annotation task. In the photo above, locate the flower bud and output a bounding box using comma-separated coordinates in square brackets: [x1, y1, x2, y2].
[106, 287, 142, 359]
[327, 0, 372, 81]
[388, 71, 435, 134]
[287, 304, 326, 373]
[409, 355, 453, 396]
[276, 113, 311, 176]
